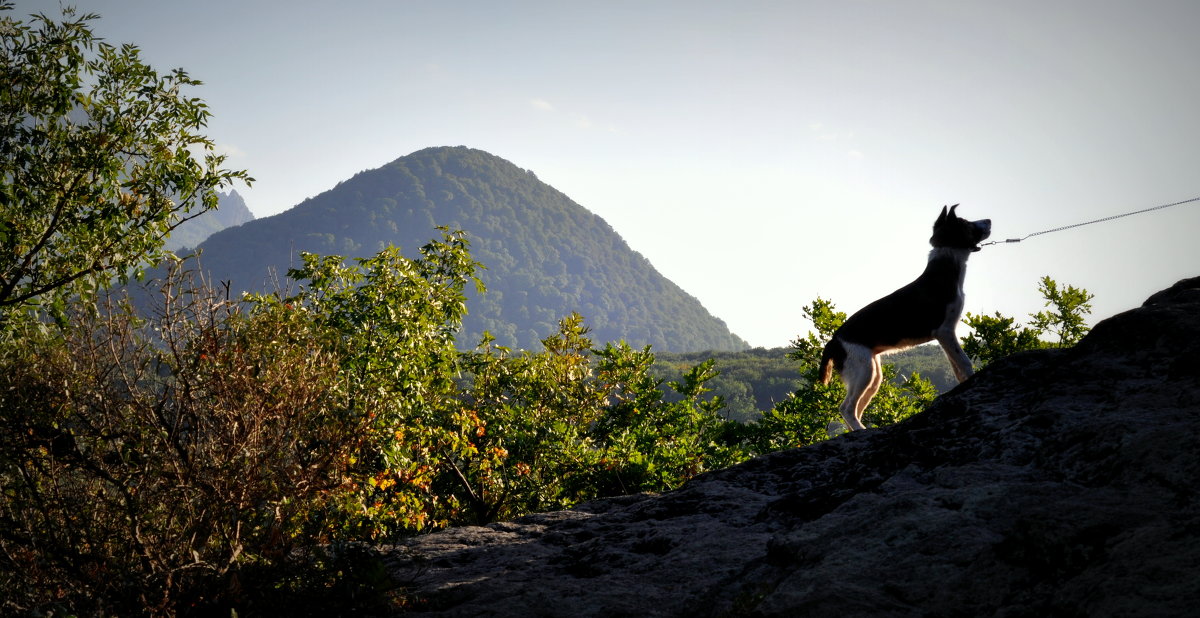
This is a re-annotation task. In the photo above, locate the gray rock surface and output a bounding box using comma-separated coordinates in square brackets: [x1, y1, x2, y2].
[384, 277, 1200, 617]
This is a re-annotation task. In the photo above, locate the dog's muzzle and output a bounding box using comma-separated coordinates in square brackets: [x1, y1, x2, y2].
[972, 219, 992, 251]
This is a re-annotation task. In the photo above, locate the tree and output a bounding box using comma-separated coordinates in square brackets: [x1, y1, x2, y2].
[0, 3, 249, 325]
[961, 311, 1043, 367]
[269, 229, 483, 537]
[445, 315, 745, 526]
[961, 276, 1094, 368]
[0, 232, 480, 614]
[1030, 275, 1094, 347]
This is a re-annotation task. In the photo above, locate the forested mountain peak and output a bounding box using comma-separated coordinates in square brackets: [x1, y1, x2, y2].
[192, 146, 748, 351]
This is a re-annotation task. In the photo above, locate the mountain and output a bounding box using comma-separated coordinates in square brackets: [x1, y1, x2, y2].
[165, 189, 255, 251]
[383, 276, 1200, 616]
[189, 147, 748, 352]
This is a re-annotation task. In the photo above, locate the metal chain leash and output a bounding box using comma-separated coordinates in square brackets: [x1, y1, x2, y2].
[979, 195, 1200, 247]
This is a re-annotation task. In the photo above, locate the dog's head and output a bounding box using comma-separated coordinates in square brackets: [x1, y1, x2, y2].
[931, 204, 991, 252]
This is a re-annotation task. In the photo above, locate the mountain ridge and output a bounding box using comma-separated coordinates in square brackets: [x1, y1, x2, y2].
[190, 146, 748, 352]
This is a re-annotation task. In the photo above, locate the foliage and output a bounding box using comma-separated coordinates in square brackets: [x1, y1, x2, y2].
[0, 231, 480, 615]
[961, 311, 1043, 367]
[1030, 275, 1094, 347]
[0, 228, 751, 615]
[652, 347, 804, 422]
[587, 338, 746, 495]
[446, 317, 614, 524]
[962, 275, 1094, 368]
[0, 3, 250, 328]
[262, 229, 483, 539]
[250, 245, 746, 533]
[427, 314, 746, 526]
[0, 266, 363, 615]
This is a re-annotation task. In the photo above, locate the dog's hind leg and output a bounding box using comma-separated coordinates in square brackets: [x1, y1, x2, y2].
[838, 343, 875, 431]
[853, 355, 884, 427]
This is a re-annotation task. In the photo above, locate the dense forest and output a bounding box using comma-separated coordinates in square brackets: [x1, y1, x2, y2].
[189, 146, 748, 352]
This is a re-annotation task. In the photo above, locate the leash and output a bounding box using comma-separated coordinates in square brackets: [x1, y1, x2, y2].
[979, 195, 1200, 247]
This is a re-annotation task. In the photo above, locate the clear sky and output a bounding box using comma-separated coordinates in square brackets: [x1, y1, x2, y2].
[17, 0, 1200, 348]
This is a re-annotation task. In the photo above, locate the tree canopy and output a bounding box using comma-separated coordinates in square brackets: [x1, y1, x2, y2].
[0, 2, 249, 327]
[962, 275, 1095, 366]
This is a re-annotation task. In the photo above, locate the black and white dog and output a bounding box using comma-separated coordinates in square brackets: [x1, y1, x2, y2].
[818, 205, 991, 431]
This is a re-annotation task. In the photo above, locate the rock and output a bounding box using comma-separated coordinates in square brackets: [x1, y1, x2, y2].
[384, 277, 1200, 617]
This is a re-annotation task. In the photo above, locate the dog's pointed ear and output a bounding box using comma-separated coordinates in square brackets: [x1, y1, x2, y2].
[949, 204, 960, 218]
[936, 205, 949, 225]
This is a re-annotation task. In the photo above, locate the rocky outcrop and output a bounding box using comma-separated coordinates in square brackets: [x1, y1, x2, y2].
[384, 277, 1200, 617]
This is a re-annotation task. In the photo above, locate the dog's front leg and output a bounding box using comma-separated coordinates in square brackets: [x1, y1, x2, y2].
[936, 331, 974, 383]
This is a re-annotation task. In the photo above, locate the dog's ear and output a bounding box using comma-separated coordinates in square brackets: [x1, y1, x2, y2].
[936, 205, 949, 225]
[948, 204, 960, 218]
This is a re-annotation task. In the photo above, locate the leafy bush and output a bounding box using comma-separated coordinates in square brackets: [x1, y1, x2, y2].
[418, 313, 746, 526]
[0, 230, 479, 614]
[962, 275, 1094, 368]
[258, 229, 483, 539]
[0, 266, 357, 614]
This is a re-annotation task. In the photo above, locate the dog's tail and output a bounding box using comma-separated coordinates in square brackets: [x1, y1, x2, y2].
[817, 337, 845, 386]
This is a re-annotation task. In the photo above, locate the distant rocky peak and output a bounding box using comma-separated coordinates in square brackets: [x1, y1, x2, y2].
[164, 188, 256, 251]
[214, 189, 254, 226]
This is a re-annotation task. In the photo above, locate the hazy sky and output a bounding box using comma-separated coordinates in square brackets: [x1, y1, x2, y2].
[17, 0, 1200, 348]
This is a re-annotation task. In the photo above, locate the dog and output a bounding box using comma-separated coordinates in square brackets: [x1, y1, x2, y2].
[818, 204, 991, 431]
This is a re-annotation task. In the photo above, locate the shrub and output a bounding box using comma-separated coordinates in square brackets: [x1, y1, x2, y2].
[0, 265, 356, 614]
[0, 231, 479, 614]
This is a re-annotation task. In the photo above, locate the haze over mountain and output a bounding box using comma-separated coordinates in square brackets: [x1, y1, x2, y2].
[190, 147, 748, 352]
[165, 189, 255, 251]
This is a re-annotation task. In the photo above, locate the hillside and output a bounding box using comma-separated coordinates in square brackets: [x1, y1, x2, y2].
[384, 276, 1200, 616]
[165, 189, 255, 251]
[190, 147, 747, 352]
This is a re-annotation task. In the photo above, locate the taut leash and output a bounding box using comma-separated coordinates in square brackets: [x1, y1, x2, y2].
[979, 195, 1200, 247]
